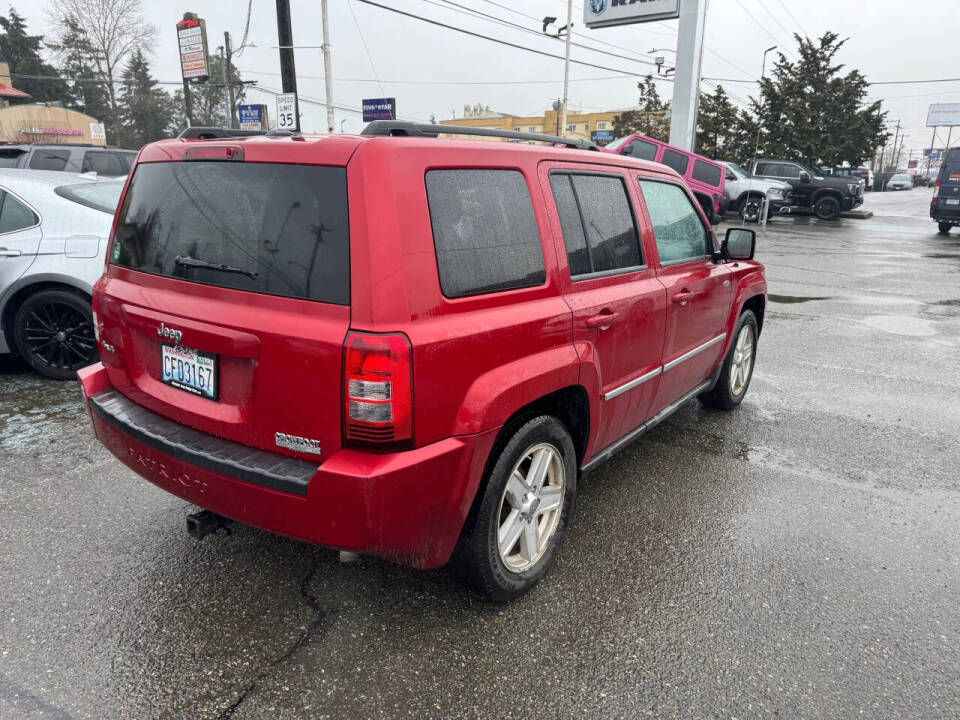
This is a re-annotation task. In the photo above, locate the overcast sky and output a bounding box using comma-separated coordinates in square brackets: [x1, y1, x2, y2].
[10, 0, 960, 157]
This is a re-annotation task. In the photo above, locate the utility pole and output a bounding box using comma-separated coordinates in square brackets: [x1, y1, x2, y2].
[560, 0, 572, 137]
[275, 0, 299, 131]
[183, 83, 194, 128]
[321, 0, 335, 134]
[890, 119, 901, 172]
[224, 31, 237, 129]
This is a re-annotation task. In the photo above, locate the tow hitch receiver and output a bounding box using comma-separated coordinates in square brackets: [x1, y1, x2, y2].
[186, 509, 233, 540]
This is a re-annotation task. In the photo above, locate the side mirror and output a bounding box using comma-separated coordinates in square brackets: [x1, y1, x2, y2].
[726, 171, 736, 181]
[799, 170, 811, 183]
[621, 143, 635, 157]
[723, 227, 756, 261]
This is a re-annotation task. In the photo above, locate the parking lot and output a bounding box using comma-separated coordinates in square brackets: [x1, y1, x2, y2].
[1, 188, 958, 719]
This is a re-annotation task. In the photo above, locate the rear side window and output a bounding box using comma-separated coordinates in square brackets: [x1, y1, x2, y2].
[55, 182, 123, 214]
[118, 152, 136, 173]
[637, 180, 710, 264]
[692, 160, 722, 187]
[425, 169, 545, 298]
[111, 162, 350, 305]
[660, 148, 689, 176]
[29, 148, 70, 171]
[624, 139, 658, 161]
[777, 163, 801, 179]
[755, 162, 776, 177]
[0, 149, 25, 168]
[0, 191, 39, 233]
[549, 172, 642, 277]
[82, 151, 127, 177]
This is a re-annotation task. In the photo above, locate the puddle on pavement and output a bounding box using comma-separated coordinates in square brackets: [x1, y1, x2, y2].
[768, 294, 832, 304]
[920, 299, 960, 319]
[0, 372, 85, 452]
[861, 314, 937, 336]
[924, 252, 960, 260]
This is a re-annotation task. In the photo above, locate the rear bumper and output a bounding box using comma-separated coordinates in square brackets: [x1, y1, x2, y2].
[78, 363, 497, 569]
[931, 202, 960, 221]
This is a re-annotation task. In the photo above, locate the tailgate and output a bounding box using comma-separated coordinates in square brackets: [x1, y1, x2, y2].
[98, 157, 350, 461]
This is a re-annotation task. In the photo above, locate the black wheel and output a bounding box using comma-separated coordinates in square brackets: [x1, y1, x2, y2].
[13, 289, 98, 380]
[451, 415, 576, 602]
[938, 221, 952, 235]
[739, 196, 762, 223]
[699, 310, 758, 410]
[814, 196, 841, 220]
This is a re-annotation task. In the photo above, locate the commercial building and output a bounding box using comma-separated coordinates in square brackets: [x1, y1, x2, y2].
[441, 103, 623, 144]
[0, 60, 107, 146]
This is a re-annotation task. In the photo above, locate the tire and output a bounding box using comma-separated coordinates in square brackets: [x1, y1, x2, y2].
[699, 310, 758, 411]
[938, 221, 952, 235]
[451, 415, 577, 602]
[12, 289, 98, 380]
[814, 196, 841, 220]
[738, 196, 762, 223]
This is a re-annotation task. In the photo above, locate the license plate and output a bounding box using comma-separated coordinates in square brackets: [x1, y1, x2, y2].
[161, 344, 217, 399]
[946, 199, 959, 206]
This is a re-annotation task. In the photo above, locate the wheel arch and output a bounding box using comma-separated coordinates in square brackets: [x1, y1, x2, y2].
[735, 189, 766, 206]
[811, 188, 844, 205]
[1, 275, 92, 355]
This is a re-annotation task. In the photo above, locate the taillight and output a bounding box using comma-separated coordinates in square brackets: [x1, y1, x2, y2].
[343, 332, 412, 446]
[933, 180, 940, 200]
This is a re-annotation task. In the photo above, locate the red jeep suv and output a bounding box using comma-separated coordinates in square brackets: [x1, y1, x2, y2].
[78, 122, 766, 601]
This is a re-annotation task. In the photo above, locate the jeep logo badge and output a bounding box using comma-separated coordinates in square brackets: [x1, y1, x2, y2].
[157, 323, 183, 344]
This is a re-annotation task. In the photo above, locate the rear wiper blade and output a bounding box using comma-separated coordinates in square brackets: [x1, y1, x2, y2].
[174, 255, 257, 279]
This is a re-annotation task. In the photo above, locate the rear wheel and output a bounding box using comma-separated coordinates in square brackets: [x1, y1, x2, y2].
[13, 289, 98, 380]
[814, 196, 841, 220]
[699, 310, 758, 410]
[451, 415, 576, 602]
[938, 221, 953, 235]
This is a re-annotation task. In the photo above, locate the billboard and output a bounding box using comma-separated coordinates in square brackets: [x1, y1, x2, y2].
[591, 129, 615, 144]
[926, 103, 960, 127]
[176, 14, 209, 84]
[584, 0, 680, 29]
[362, 98, 397, 122]
[238, 104, 268, 131]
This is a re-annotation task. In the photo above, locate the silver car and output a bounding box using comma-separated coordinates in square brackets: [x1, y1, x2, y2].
[887, 174, 913, 191]
[0, 170, 122, 379]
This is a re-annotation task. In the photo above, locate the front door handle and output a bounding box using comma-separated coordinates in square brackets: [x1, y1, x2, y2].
[586, 312, 620, 330]
[672, 291, 695, 305]
[0, 248, 22, 257]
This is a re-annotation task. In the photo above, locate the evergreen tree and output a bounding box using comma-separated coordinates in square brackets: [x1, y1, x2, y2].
[115, 49, 173, 149]
[695, 85, 740, 160]
[612, 75, 669, 141]
[168, 55, 246, 130]
[750, 32, 887, 167]
[0, 8, 69, 102]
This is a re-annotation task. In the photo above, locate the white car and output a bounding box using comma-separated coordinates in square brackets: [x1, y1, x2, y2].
[0, 169, 122, 379]
[886, 174, 913, 191]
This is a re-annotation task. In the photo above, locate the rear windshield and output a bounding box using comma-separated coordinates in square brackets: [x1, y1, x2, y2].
[111, 162, 350, 305]
[55, 182, 123, 214]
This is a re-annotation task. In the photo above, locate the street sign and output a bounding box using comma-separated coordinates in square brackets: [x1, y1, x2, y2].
[926, 103, 960, 127]
[276, 93, 298, 130]
[238, 104, 268, 131]
[362, 97, 397, 122]
[176, 14, 209, 84]
[584, 0, 680, 29]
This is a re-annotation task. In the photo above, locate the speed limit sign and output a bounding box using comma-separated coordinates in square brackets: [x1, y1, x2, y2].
[276, 93, 298, 130]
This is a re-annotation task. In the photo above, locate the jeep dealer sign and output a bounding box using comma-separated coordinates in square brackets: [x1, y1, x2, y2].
[584, 0, 680, 29]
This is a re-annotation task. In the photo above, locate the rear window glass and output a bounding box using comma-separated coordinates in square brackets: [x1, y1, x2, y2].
[82, 151, 127, 177]
[692, 159, 722, 187]
[425, 169, 545, 298]
[111, 162, 350, 305]
[29, 148, 70, 171]
[660, 148, 689, 176]
[55, 182, 123, 214]
[624, 139, 658, 161]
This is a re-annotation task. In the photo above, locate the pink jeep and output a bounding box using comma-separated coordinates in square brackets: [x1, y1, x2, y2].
[605, 134, 725, 224]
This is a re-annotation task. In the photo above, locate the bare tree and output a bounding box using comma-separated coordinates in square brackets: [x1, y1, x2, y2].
[46, 0, 158, 117]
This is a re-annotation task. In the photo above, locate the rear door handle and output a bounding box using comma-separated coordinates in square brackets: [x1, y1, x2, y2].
[586, 312, 620, 330]
[672, 291, 694, 305]
[0, 248, 22, 257]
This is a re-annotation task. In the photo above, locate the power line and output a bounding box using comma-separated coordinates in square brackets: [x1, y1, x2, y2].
[353, 0, 672, 80]
[755, 0, 798, 44]
[239, 68, 637, 85]
[774, 0, 810, 37]
[347, 0, 385, 96]
[731, 0, 795, 58]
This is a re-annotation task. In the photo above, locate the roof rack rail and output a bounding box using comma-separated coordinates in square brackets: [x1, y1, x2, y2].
[178, 127, 267, 140]
[361, 120, 599, 151]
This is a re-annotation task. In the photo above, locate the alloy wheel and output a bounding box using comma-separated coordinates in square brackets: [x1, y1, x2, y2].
[22, 301, 97, 372]
[496, 442, 566, 573]
[729, 324, 755, 396]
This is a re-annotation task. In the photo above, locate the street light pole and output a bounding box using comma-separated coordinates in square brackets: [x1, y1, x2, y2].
[224, 31, 237, 129]
[560, 0, 572, 137]
[321, 0, 335, 134]
[742, 45, 777, 228]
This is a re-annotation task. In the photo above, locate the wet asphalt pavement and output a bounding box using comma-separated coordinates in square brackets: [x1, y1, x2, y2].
[2, 189, 959, 719]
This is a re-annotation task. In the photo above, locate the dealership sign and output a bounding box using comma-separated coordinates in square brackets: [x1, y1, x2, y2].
[926, 103, 960, 127]
[176, 13, 210, 84]
[362, 97, 397, 122]
[591, 129, 615, 144]
[584, 0, 680, 29]
[238, 104, 268, 131]
[21, 127, 82, 136]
